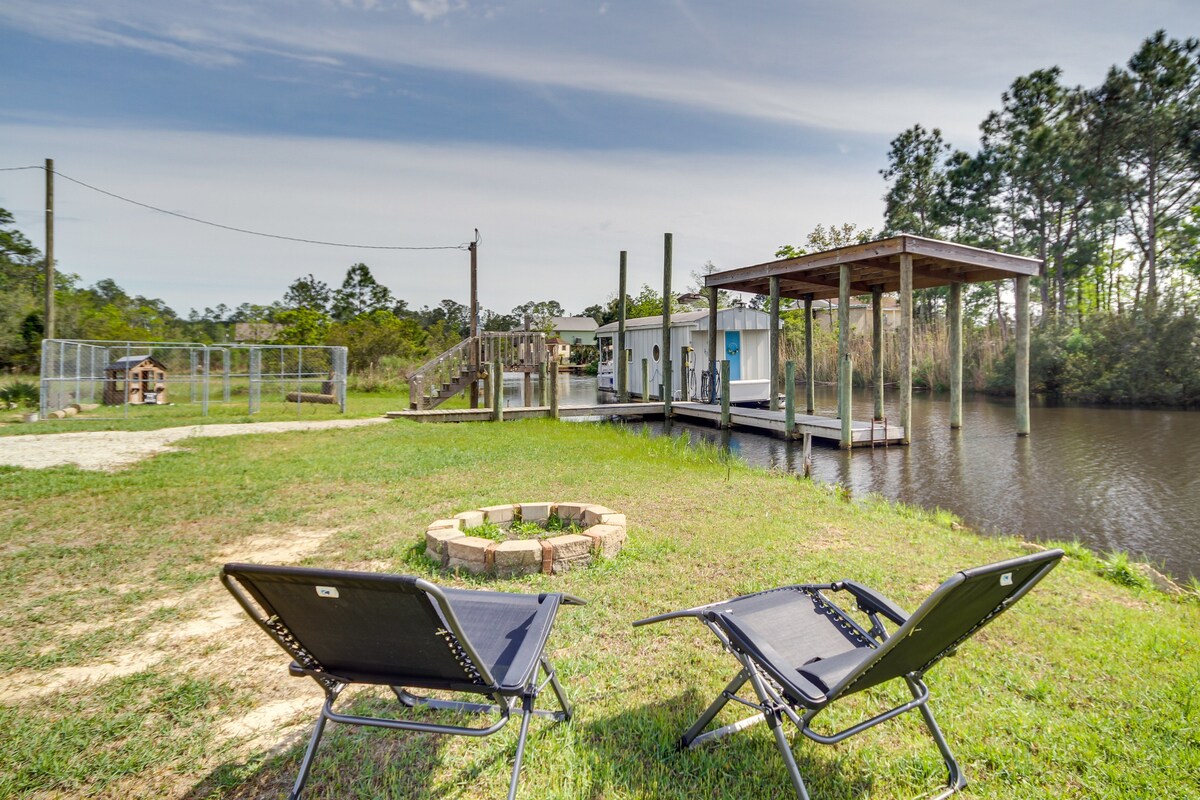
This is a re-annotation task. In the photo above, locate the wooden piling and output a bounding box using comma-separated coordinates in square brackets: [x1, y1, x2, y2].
[720, 359, 731, 428]
[837, 264, 850, 422]
[784, 360, 796, 438]
[769, 275, 780, 411]
[899, 253, 913, 444]
[804, 295, 815, 414]
[1015, 275, 1031, 436]
[641, 358, 650, 402]
[680, 346, 691, 401]
[840, 353, 853, 449]
[539, 360, 548, 407]
[802, 432, 813, 478]
[872, 285, 884, 421]
[949, 281, 963, 429]
[662, 233, 673, 416]
[550, 362, 560, 418]
[618, 251, 628, 402]
[523, 372, 533, 407]
[491, 359, 503, 422]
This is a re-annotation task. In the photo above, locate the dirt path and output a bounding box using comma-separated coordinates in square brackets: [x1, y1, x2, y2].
[0, 417, 391, 471]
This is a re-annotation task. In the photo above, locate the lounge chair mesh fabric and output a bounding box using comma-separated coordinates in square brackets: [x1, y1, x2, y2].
[634, 549, 1063, 800]
[223, 563, 581, 800]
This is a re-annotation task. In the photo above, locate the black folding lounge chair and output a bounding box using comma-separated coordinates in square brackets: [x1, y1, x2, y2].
[222, 563, 584, 800]
[634, 549, 1063, 800]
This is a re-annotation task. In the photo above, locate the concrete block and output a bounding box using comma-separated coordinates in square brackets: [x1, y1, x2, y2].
[454, 510, 486, 529]
[425, 528, 465, 566]
[494, 540, 542, 577]
[582, 523, 627, 559]
[519, 502, 552, 524]
[427, 518, 462, 531]
[583, 505, 616, 526]
[480, 505, 516, 525]
[446, 536, 492, 574]
[548, 534, 593, 574]
[555, 502, 590, 523]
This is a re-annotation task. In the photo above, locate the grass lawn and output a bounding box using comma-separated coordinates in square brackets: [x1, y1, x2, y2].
[0, 388, 410, 435]
[0, 417, 1197, 799]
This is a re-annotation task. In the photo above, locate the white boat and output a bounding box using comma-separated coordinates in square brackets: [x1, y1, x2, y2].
[594, 307, 778, 403]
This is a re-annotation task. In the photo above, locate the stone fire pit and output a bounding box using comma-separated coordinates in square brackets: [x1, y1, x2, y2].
[425, 502, 627, 577]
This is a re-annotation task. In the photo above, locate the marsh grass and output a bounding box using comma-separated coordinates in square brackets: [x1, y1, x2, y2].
[0, 418, 1197, 798]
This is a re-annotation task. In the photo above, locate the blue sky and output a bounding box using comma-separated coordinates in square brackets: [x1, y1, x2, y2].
[1, 1, 1196, 316]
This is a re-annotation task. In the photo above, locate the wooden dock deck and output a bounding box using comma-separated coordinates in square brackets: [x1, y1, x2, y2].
[386, 401, 903, 447]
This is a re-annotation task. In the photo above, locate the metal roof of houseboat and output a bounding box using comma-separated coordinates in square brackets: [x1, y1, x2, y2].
[704, 234, 1040, 301]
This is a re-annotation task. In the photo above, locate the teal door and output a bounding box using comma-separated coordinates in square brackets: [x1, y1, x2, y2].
[724, 331, 742, 380]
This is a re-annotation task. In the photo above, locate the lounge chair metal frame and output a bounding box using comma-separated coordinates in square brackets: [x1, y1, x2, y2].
[635, 550, 1063, 800]
[223, 563, 584, 800]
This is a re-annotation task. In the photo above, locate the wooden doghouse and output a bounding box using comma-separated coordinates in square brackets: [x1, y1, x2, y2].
[103, 355, 168, 405]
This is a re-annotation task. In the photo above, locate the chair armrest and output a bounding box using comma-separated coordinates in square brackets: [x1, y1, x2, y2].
[839, 581, 909, 626]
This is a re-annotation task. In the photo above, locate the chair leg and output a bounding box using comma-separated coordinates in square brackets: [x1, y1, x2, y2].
[906, 678, 967, 798]
[542, 656, 573, 720]
[507, 694, 536, 800]
[680, 669, 751, 748]
[746, 666, 812, 800]
[288, 707, 330, 800]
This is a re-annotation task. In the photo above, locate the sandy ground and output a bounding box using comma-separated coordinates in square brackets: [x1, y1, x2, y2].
[0, 417, 391, 471]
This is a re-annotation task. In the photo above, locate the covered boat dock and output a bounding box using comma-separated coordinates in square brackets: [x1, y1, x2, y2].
[702, 234, 1041, 447]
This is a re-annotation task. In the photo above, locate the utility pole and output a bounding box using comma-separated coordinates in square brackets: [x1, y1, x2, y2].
[44, 158, 55, 340]
[469, 229, 479, 408]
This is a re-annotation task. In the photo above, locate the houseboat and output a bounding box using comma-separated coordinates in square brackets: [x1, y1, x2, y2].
[595, 306, 778, 403]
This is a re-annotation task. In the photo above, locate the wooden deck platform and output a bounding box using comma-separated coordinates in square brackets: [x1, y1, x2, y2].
[386, 401, 903, 447]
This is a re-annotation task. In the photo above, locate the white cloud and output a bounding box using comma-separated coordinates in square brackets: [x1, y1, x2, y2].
[0, 124, 883, 314]
[406, 0, 460, 22]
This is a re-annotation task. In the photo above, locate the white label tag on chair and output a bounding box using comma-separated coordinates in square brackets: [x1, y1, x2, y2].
[1000, 573, 1013, 587]
[316, 586, 340, 598]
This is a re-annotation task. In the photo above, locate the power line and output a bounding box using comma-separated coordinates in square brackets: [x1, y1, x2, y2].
[2, 164, 471, 251]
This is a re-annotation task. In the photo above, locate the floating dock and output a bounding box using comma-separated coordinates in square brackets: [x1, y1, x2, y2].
[386, 401, 903, 447]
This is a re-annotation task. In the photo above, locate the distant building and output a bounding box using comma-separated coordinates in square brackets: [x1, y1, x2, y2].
[547, 317, 599, 363]
[812, 298, 899, 335]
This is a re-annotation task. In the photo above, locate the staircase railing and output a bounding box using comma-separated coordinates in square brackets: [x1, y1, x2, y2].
[408, 336, 480, 410]
[407, 331, 548, 410]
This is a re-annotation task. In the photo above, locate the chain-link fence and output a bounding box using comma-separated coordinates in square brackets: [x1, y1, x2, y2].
[39, 340, 347, 420]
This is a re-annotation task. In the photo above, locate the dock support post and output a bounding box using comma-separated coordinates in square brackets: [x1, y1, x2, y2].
[837, 265, 851, 422]
[481, 370, 490, 409]
[1015, 275, 1031, 437]
[539, 360, 548, 407]
[899, 253, 913, 444]
[872, 285, 884, 420]
[784, 360, 796, 439]
[802, 432, 813, 478]
[949, 281, 962, 429]
[720, 360, 731, 428]
[769, 275, 781, 411]
[663, 233, 673, 417]
[641, 358, 649, 402]
[618, 250, 628, 403]
[680, 346, 691, 402]
[804, 295, 815, 414]
[523, 371, 533, 408]
[550, 362, 560, 419]
[840, 354, 853, 449]
[492, 359, 503, 422]
[707, 286, 718, 405]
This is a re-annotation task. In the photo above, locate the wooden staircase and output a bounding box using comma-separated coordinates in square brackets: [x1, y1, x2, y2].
[408, 332, 547, 410]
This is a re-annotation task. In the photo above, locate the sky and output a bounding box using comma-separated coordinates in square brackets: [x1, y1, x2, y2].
[1, 1, 1196, 318]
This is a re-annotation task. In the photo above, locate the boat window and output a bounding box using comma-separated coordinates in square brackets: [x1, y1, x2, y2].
[652, 344, 660, 362]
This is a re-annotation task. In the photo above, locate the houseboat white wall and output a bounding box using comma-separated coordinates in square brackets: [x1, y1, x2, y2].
[596, 307, 776, 402]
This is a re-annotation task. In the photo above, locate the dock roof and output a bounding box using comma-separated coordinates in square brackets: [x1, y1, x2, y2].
[704, 234, 1041, 301]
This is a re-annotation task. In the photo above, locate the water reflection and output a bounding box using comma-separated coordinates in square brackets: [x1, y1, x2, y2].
[514, 376, 1199, 581]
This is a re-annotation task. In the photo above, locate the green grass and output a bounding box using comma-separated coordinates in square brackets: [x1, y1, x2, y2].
[0, 388, 412, 434]
[0, 418, 1197, 798]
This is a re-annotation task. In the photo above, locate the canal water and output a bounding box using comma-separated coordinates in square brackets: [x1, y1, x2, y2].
[504, 374, 1200, 581]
